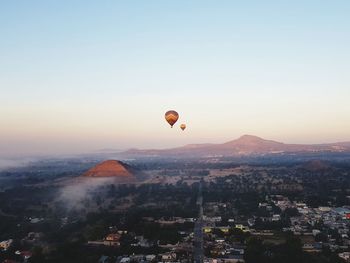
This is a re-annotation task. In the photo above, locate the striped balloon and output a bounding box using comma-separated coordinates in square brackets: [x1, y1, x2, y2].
[165, 110, 179, 128]
[180, 124, 186, 131]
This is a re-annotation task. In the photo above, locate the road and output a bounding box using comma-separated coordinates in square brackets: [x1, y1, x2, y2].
[193, 182, 204, 263]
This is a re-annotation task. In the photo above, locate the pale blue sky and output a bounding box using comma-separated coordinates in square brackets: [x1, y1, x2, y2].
[1, 1, 350, 156]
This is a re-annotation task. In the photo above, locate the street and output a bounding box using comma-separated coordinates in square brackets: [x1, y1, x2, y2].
[193, 182, 204, 263]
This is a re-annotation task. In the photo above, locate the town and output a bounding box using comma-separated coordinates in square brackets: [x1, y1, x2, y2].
[0, 157, 350, 263]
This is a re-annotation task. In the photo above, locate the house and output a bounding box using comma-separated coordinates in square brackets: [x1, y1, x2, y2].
[21, 232, 43, 247]
[132, 236, 153, 248]
[203, 216, 222, 222]
[104, 233, 121, 246]
[131, 255, 145, 262]
[235, 225, 249, 232]
[247, 218, 255, 227]
[218, 226, 230, 233]
[15, 251, 33, 260]
[230, 248, 244, 255]
[204, 227, 212, 233]
[312, 229, 321, 236]
[0, 239, 13, 251]
[318, 207, 331, 212]
[333, 207, 350, 219]
[29, 217, 44, 224]
[338, 252, 350, 262]
[145, 255, 156, 261]
[207, 256, 245, 263]
[272, 214, 281, 221]
[302, 243, 322, 252]
[161, 252, 177, 261]
[120, 257, 130, 263]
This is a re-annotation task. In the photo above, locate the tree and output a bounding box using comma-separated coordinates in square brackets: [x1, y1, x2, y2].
[244, 237, 268, 263]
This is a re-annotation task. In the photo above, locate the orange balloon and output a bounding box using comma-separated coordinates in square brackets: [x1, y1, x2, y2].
[180, 124, 186, 131]
[165, 110, 179, 128]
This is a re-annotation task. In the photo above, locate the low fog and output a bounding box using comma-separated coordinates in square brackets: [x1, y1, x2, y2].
[0, 158, 34, 171]
[58, 177, 116, 210]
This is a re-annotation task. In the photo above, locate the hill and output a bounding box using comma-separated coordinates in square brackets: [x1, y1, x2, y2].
[122, 135, 350, 158]
[83, 160, 135, 180]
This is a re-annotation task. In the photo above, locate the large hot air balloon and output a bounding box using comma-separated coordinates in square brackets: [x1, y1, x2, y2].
[165, 110, 179, 128]
[180, 124, 186, 131]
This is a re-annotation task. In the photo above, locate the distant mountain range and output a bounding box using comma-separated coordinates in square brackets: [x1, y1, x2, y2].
[122, 135, 350, 158]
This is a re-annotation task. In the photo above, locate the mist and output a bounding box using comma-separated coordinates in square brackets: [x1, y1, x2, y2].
[58, 177, 116, 210]
[0, 158, 34, 171]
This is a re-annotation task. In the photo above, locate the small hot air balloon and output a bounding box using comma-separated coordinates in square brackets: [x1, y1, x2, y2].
[180, 124, 186, 131]
[165, 110, 179, 128]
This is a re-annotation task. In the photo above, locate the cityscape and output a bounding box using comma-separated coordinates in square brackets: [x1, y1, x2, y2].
[1, 136, 350, 262]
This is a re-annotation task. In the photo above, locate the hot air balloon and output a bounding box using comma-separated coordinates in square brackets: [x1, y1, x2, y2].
[180, 124, 186, 131]
[165, 110, 179, 128]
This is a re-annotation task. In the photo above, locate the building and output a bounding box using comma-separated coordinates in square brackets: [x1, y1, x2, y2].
[0, 239, 13, 251]
[338, 252, 350, 262]
[104, 233, 121, 246]
[161, 252, 177, 261]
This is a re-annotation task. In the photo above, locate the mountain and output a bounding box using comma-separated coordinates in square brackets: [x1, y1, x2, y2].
[122, 135, 350, 158]
[83, 160, 135, 180]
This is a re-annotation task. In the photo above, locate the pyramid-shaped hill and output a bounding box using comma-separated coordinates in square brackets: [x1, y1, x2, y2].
[83, 160, 136, 180]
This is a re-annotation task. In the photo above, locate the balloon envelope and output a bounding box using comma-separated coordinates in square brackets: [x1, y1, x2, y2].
[165, 110, 179, 128]
[180, 124, 186, 131]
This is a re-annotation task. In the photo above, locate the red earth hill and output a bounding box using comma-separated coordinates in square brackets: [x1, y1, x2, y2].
[83, 160, 136, 181]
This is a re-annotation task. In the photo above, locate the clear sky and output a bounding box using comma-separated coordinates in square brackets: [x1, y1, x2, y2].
[1, 1, 350, 156]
